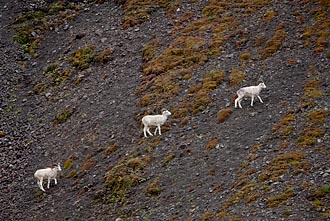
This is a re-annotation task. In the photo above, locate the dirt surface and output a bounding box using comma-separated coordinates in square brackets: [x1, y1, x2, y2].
[1, 1, 329, 220]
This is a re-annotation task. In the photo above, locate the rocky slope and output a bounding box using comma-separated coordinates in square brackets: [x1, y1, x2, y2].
[0, 0, 329, 220]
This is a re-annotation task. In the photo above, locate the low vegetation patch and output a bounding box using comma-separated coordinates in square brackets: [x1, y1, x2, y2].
[222, 179, 256, 211]
[68, 46, 96, 70]
[206, 138, 218, 150]
[200, 211, 214, 221]
[80, 159, 95, 174]
[94, 48, 113, 64]
[53, 107, 74, 126]
[216, 108, 233, 124]
[267, 187, 294, 208]
[301, 78, 323, 107]
[163, 153, 175, 166]
[301, 2, 330, 53]
[263, 9, 276, 21]
[143, 45, 208, 76]
[105, 143, 119, 156]
[239, 51, 251, 62]
[12, 1, 80, 56]
[34, 63, 73, 95]
[272, 110, 295, 138]
[258, 152, 310, 182]
[114, 0, 176, 29]
[229, 68, 246, 87]
[297, 109, 326, 147]
[307, 184, 330, 216]
[34, 46, 113, 97]
[189, 69, 225, 114]
[260, 22, 286, 59]
[297, 127, 324, 147]
[142, 40, 162, 62]
[64, 157, 74, 170]
[100, 155, 151, 203]
[46, 64, 73, 86]
[146, 177, 161, 196]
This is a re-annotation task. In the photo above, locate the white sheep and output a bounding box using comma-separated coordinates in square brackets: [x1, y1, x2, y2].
[142, 109, 171, 138]
[34, 163, 61, 192]
[235, 82, 266, 108]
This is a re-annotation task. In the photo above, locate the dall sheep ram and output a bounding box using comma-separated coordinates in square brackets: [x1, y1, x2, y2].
[235, 82, 266, 108]
[142, 109, 171, 138]
[34, 163, 61, 192]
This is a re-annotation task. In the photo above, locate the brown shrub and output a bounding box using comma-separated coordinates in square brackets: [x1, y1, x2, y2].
[206, 138, 218, 150]
[216, 108, 233, 123]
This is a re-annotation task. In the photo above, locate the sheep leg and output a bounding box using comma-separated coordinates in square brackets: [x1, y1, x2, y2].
[237, 97, 243, 108]
[250, 96, 255, 106]
[234, 97, 238, 108]
[39, 178, 45, 192]
[154, 125, 162, 135]
[157, 125, 161, 135]
[143, 127, 147, 138]
[239, 98, 243, 108]
[54, 178, 57, 185]
[144, 126, 153, 137]
[234, 97, 241, 108]
[257, 95, 263, 103]
[47, 178, 51, 189]
[235, 94, 243, 108]
[146, 127, 153, 137]
[37, 180, 41, 189]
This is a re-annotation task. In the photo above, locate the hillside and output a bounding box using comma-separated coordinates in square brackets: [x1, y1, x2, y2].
[0, 0, 329, 220]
